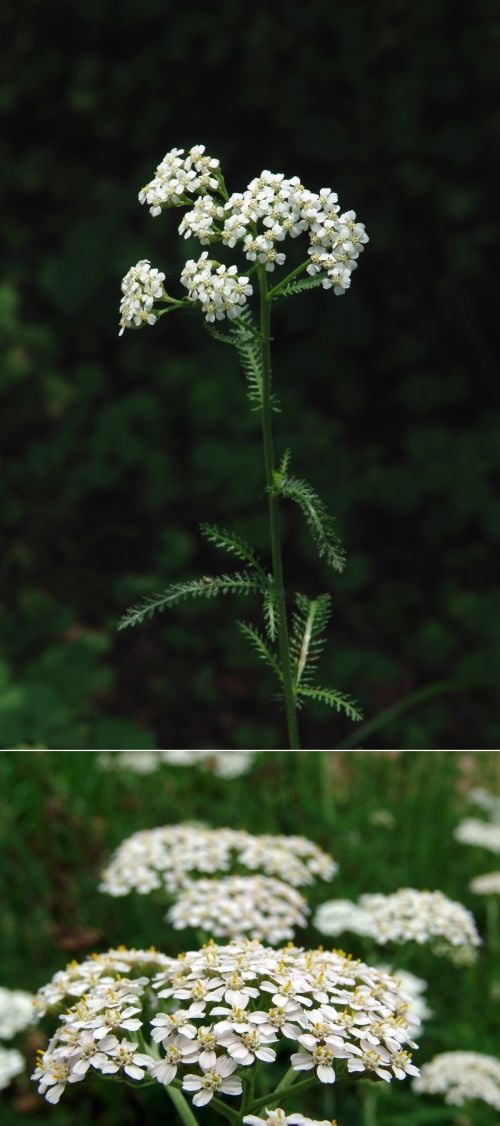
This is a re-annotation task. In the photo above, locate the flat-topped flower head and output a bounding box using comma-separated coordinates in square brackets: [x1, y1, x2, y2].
[467, 788, 500, 823]
[99, 824, 337, 898]
[0, 1046, 25, 1091]
[413, 1051, 500, 1110]
[119, 146, 369, 334]
[314, 889, 480, 963]
[167, 875, 309, 943]
[139, 145, 221, 216]
[470, 871, 500, 895]
[119, 260, 166, 335]
[180, 253, 253, 322]
[454, 817, 500, 854]
[34, 947, 175, 1016]
[33, 940, 418, 1107]
[0, 986, 36, 1040]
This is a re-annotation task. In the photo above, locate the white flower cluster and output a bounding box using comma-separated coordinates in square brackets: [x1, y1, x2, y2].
[314, 889, 480, 960]
[470, 871, 500, 895]
[0, 1046, 24, 1091]
[376, 969, 432, 1035]
[244, 1111, 336, 1126]
[33, 940, 419, 1107]
[139, 145, 221, 216]
[413, 1051, 500, 1110]
[454, 817, 500, 854]
[99, 825, 337, 897]
[314, 900, 373, 939]
[98, 750, 256, 779]
[468, 787, 500, 823]
[180, 253, 253, 322]
[159, 751, 257, 779]
[167, 876, 309, 943]
[178, 169, 368, 291]
[119, 259, 166, 335]
[0, 986, 35, 1040]
[34, 947, 174, 1017]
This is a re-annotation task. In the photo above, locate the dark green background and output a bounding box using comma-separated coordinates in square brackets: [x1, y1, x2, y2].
[1, 1, 498, 749]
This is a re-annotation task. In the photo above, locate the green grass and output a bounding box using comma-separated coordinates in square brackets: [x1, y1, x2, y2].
[0, 751, 499, 1125]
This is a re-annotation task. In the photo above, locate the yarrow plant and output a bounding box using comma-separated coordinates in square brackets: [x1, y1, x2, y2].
[413, 1051, 500, 1111]
[118, 144, 370, 748]
[98, 751, 257, 779]
[32, 939, 420, 1120]
[313, 888, 481, 964]
[99, 825, 337, 897]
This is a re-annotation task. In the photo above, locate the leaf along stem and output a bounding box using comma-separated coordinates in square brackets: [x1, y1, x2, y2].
[258, 267, 300, 749]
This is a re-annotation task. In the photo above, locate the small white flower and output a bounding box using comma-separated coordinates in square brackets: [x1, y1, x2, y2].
[182, 1055, 243, 1107]
[0, 987, 36, 1040]
[455, 818, 500, 854]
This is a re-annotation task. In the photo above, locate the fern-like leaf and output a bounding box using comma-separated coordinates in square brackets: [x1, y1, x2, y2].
[263, 587, 278, 642]
[290, 593, 332, 687]
[201, 523, 267, 580]
[297, 683, 362, 722]
[238, 620, 282, 681]
[275, 274, 326, 299]
[275, 472, 345, 572]
[119, 572, 264, 630]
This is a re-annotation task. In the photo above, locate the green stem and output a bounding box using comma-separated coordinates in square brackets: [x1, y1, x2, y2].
[258, 266, 300, 750]
[486, 896, 499, 952]
[268, 260, 309, 298]
[210, 1096, 242, 1125]
[361, 1085, 378, 1126]
[166, 1084, 202, 1126]
[249, 1074, 317, 1111]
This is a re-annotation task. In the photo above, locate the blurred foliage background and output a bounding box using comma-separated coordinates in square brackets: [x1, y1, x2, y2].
[1, 750, 500, 1125]
[1, 1, 498, 748]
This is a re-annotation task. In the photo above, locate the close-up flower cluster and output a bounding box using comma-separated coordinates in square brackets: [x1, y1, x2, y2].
[118, 146, 368, 332]
[180, 254, 253, 322]
[0, 986, 35, 1040]
[167, 875, 309, 942]
[99, 825, 337, 897]
[454, 817, 500, 854]
[98, 750, 257, 778]
[313, 888, 480, 961]
[32, 940, 419, 1107]
[413, 1051, 500, 1110]
[118, 260, 166, 335]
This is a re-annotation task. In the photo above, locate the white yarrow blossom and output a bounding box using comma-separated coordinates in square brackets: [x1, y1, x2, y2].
[0, 1046, 25, 1091]
[454, 817, 500, 854]
[467, 787, 500, 823]
[470, 871, 500, 895]
[32, 940, 418, 1107]
[139, 145, 221, 216]
[119, 260, 166, 335]
[180, 253, 253, 321]
[99, 824, 337, 897]
[0, 986, 36, 1040]
[413, 1051, 500, 1110]
[314, 889, 480, 961]
[167, 875, 309, 942]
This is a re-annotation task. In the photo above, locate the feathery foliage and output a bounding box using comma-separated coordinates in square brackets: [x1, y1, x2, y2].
[119, 572, 264, 629]
[206, 307, 265, 409]
[238, 620, 282, 680]
[290, 593, 332, 686]
[297, 683, 362, 721]
[274, 466, 345, 572]
[263, 586, 278, 642]
[201, 522, 268, 579]
[274, 273, 327, 299]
